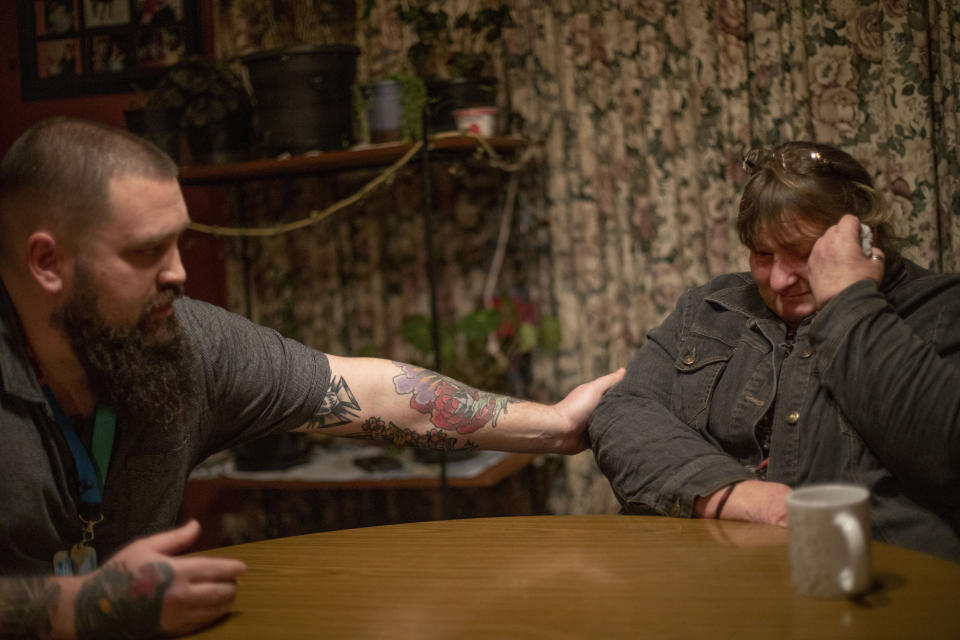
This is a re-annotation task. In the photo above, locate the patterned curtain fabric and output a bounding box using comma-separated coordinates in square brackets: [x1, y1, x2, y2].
[217, 1, 960, 514]
[499, 0, 958, 388]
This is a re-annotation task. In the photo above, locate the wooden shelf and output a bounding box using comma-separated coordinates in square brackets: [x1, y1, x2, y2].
[187, 450, 535, 491]
[179, 452, 547, 550]
[178, 136, 528, 186]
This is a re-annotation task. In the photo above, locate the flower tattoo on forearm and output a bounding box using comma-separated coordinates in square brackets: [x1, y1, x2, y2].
[392, 363, 516, 434]
[356, 416, 478, 451]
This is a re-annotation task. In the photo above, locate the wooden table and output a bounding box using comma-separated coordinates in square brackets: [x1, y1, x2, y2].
[189, 515, 960, 639]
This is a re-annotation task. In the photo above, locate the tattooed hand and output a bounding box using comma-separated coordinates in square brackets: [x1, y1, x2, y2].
[76, 520, 245, 638]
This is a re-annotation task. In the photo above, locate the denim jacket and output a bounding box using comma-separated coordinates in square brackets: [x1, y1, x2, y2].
[589, 258, 960, 562]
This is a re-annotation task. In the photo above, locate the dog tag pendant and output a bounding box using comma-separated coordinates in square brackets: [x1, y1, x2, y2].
[70, 543, 97, 575]
[53, 544, 96, 575]
[53, 549, 73, 576]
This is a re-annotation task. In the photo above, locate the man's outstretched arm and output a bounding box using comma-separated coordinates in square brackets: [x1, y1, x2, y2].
[296, 356, 625, 454]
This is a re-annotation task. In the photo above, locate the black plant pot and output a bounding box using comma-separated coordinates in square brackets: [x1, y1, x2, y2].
[185, 112, 253, 165]
[425, 77, 498, 133]
[242, 45, 360, 155]
[124, 107, 182, 163]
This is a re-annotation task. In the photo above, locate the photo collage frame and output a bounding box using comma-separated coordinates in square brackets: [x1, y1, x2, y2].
[18, 0, 201, 100]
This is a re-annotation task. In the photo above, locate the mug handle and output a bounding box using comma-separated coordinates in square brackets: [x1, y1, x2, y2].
[833, 512, 867, 594]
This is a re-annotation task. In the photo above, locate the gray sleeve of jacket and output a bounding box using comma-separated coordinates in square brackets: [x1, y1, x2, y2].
[810, 276, 960, 508]
[588, 290, 755, 517]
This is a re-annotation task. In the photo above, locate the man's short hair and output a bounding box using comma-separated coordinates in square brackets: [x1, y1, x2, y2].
[737, 141, 901, 257]
[0, 117, 178, 262]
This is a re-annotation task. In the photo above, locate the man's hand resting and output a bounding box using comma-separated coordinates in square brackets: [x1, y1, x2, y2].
[54, 520, 246, 639]
[551, 368, 626, 454]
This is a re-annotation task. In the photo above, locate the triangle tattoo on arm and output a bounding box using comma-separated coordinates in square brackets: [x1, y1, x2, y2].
[304, 376, 361, 429]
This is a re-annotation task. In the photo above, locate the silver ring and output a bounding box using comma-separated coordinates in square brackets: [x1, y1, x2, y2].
[870, 255, 883, 261]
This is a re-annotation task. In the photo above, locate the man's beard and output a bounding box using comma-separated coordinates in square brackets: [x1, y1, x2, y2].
[50, 267, 197, 432]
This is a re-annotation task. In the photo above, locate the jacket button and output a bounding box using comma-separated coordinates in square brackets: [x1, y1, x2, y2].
[786, 411, 800, 424]
[682, 348, 696, 365]
[800, 348, 813, 358]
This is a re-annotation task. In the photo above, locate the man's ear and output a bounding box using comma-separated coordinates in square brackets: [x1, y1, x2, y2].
[26, 231, 67, 295]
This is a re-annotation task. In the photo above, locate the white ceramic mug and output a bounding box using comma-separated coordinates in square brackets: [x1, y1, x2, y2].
[785, 484, 872, 598]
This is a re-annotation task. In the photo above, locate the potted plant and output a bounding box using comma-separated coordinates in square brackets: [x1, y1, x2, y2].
[123, 91, 182, 163]
[397, 2, 514, 133]
[400, 293, 561, 398]
[213, 0, 361, 155]
[146, 56, 254, 164]
[242, 44, 361, 155]
[355, 68, 428, 144]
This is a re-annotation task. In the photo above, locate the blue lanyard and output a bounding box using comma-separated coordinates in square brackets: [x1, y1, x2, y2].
[42, 387, 116, 506]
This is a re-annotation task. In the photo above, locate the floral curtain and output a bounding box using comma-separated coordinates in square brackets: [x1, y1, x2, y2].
[215, 0, 960, 514]
[488, 0, 960, 512]
[495, 0, 958, 381]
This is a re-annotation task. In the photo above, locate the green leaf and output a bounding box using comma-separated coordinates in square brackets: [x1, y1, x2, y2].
[514, 322, 539, 353]
[361, 0, 375, 19]
[538, 316, 562, 352]
[439, 332, 457, 366]
[453, 13, 471, 29]
[907, 12, 927, 31]
[498, 295, 519, 324]
[400, 314, 433, 354]
[457, 308, 501, 342]
[823, 28, 846, 46]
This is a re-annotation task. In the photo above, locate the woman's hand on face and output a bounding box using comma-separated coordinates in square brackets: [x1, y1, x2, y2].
[808, 214, 884, 309]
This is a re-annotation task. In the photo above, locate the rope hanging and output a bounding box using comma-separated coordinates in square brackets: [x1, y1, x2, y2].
[187, 133, 534, 239]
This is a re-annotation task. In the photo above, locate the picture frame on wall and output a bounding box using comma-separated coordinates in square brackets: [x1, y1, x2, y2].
[17, 0, 201, 100]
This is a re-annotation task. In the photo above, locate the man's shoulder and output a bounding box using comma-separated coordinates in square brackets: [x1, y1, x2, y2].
[174, 295, 228, 316]
[174, 297, 246, 331]
[172, 297, 252, 356]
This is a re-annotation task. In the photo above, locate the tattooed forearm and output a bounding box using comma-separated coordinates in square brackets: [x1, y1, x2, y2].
[74, 562, 173, 640]
[303, 375, 361, 429]
[392, 363, 520, 434]
[352, 416, 479, 451]
[0, 576, 60, 638]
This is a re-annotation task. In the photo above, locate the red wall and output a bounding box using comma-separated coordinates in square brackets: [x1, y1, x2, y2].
[0, 2, 227, 307]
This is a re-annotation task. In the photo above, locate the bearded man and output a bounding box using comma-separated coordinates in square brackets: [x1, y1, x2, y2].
[0, 117, 624, 639]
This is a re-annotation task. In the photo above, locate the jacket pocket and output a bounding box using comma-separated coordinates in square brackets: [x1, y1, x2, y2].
[671, 334, 734, 425]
